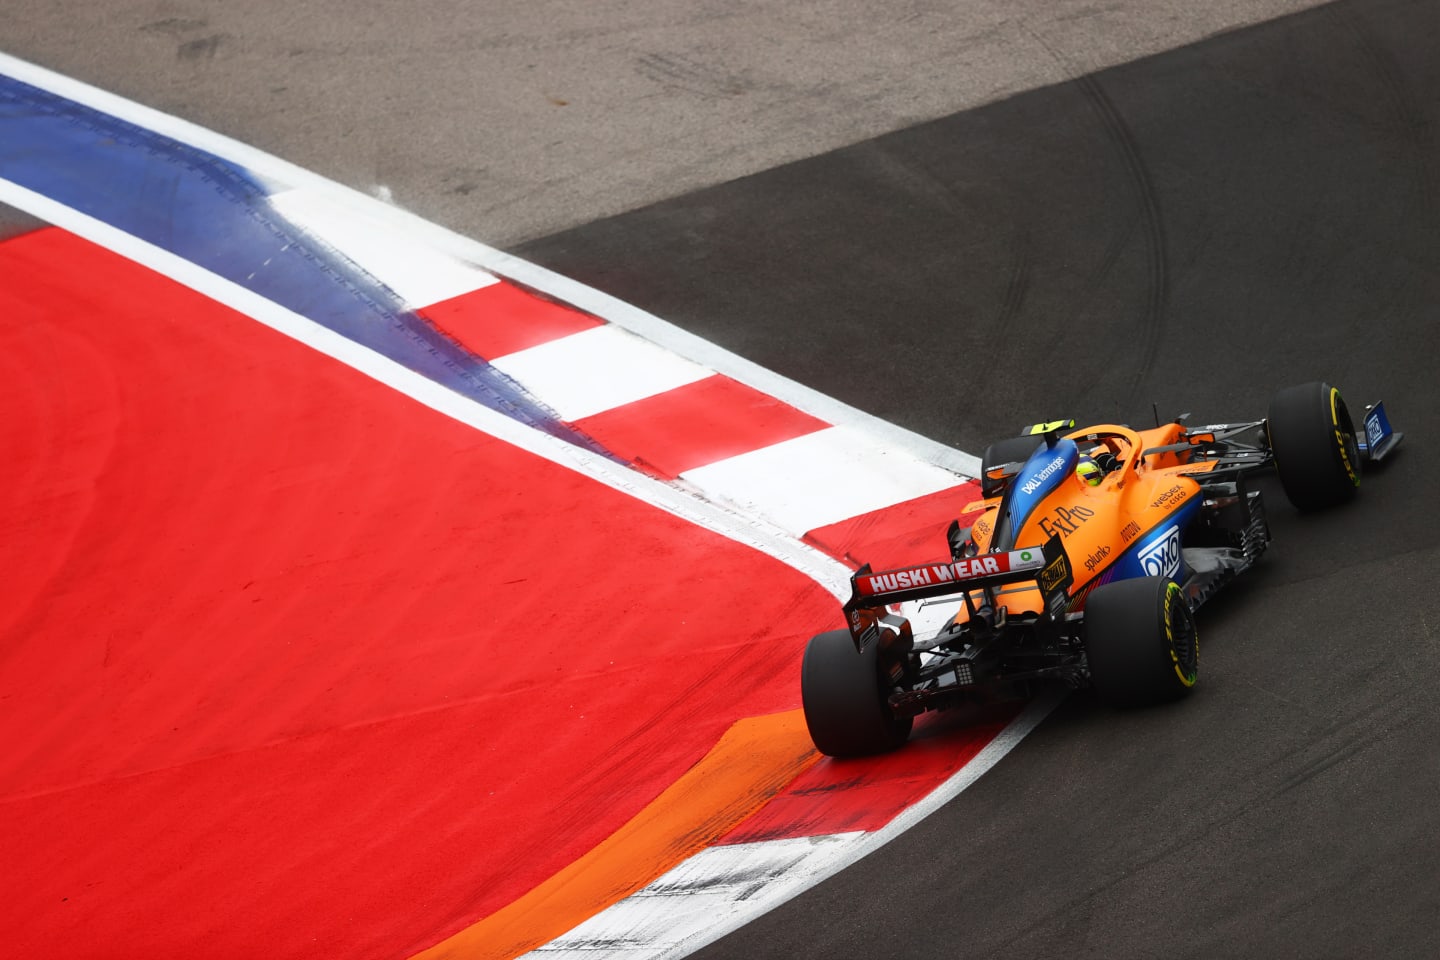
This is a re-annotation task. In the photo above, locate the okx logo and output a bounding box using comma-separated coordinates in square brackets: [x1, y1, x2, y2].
[1366, 412, 1385, 448]
[1137, 525, 1182, 579]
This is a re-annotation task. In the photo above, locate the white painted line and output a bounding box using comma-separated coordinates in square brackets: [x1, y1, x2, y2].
[0, 51, 980, 479]
[529, 834, 864, 957]
[490, 325, 713, 421]
[0, 177, 853, 603]
[680, 424, 967, 536]
[527, 690, 1065, 959]
[268, 187, 498, 308]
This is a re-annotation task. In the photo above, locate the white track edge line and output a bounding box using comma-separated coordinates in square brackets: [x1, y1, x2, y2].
[0, 177, 853, 600]
[679, 424, 966, 537]
[656, 688, 1066, 959]
[0, 51, 981, 479]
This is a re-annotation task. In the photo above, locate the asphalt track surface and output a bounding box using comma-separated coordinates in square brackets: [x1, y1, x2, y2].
[3, 0, 1330, 247]
[521, 5, 1440, 957]
[5, 1, 1440, 958]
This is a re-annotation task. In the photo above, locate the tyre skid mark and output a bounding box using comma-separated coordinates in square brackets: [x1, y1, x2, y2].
[1068, 71, 1170, 411]
[409, 712, 820, 960]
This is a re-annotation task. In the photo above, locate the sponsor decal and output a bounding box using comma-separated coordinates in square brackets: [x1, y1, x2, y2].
[973, 516, 992, 539]
[1365, 411, 1385, 448]
[1038, 503, 1095, 540]
[1336, 427, 1358, 481]
[858, 551, 1040, 597]
[1331, 388, 1359, 484]
[1039, 553, 1071, 594]
[1084, 544, 1112, 573]
[1120, 520, 1140, 543]
[1020, 454, 1069, 496]
[1336, 426, 1357, 480]
[953, 554, 1009, 579]
[1149, 484, 1187, 510]
[863, 564, 954, 594]
[1137, 525, 1183, 579]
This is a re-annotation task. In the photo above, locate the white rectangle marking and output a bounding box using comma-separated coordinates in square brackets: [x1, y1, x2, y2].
[680, 424, 967, 535]
[529, 834, 863, 956]
[490, 325, 713, 421]
[268, 187, 498, 308]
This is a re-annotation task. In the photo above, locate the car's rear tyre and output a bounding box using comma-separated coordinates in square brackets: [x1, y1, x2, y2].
[1086, 576, 1198, 708]
[1267, 381, 1361, 511]
[981, 435, 1045, 498]
[801, 629, 912, 757]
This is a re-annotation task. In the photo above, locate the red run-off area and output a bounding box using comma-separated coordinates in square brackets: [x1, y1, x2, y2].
[0, 229, 1000, 959]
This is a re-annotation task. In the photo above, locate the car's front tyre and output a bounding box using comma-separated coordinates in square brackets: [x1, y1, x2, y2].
[1267, 380, 1361, 511]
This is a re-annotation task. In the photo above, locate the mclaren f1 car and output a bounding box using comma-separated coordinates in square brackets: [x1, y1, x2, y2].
[801, 381, 1401, 757]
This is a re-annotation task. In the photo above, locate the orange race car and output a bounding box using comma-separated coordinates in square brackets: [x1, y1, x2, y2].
[801, 381, 1402, 757]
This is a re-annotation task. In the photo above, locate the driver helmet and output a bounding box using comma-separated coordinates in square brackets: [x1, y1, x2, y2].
[1076, 454, 1104, 486]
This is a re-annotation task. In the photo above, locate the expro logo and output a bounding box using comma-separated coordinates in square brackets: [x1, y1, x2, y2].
[1137, 525, 1182, 579]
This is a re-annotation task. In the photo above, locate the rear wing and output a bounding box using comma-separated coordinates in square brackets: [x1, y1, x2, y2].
[842, 535, 1073, 651]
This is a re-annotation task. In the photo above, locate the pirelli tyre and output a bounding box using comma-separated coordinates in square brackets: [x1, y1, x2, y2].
[801, 629, 912, 757]
[1085, 576, 1198, 708]
[981, 435, 1045, 498]
[1267, 381, 1361, 511]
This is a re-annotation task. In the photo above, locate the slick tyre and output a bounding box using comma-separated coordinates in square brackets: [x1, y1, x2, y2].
[981, 435, 1045, 498]
[801, 629, 912, 758]
[1086, 576, 1198, 708]
[1267, 381, 1361, 511]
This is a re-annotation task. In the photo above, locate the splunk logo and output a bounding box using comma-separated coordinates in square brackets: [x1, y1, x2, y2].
[1021, 455, 1069, 495]
[1137, 525, 1182, 579]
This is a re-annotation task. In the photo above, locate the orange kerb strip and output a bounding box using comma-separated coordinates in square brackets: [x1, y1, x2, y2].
[411, 710, 821, 960]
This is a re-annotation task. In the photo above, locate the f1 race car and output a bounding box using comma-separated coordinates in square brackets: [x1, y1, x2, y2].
[801, 381, 1402, 757]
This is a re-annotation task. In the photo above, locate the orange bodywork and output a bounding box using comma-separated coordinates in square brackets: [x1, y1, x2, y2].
[958, 423, 1221, 621]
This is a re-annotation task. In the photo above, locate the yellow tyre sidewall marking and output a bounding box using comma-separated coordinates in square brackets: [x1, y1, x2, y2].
[1330, 386, 1360, 486]
[1165, 581, 1198, 687]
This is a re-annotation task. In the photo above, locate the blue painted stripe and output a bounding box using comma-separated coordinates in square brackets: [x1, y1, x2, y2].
[0, 71, 611, 453]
